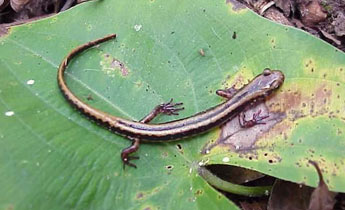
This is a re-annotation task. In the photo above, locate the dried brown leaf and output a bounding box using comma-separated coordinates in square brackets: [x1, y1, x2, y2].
[264, 7, 294, 26]
[307, 160, 337, 210]
[274, 0, 294, 16]
[268, 180, 313, 210]
[298, 0, 327, 26]
[10, 0, 30, 12]
[333, 12, 345, 37]
[320, 29, 342, 45]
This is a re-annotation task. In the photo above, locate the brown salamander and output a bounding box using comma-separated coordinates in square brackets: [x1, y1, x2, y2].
[57, 34, 284, 168]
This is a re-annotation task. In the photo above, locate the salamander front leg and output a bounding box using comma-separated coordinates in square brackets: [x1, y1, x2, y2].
[216, 86, 238, 99]
[140, 98, 184, 123]
[238, 110, 269, 128]
[121, 98, 184, 169]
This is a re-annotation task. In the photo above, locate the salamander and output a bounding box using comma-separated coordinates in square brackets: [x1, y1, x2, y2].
[57, 34, 285, 168]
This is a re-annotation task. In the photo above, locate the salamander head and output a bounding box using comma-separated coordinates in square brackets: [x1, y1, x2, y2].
[240, 68, 285, 99]
[258, 68, 284, 91]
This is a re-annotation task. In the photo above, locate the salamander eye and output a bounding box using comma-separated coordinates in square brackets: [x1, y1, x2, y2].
[263, 68, 272, 76]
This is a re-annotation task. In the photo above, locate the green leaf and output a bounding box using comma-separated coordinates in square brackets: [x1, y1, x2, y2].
[1, 0, 345, 209]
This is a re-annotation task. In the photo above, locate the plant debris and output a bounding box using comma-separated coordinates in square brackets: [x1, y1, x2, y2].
[0, 0, 90, 23]
[267, 160, 337, 210]
[268, 180, 313, 210]
[298, 0, 327, 26]
[1, 0, 344, 51]
[237, 0, 345, 51]
[307, 160, 337, 210]
[203, 160, 342, 209]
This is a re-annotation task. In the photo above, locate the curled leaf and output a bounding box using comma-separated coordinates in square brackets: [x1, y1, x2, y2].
[308, 160, 337, 210]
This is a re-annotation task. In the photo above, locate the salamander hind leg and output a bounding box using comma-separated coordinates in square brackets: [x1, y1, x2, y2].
[121, 138, 140, 169]
[121, 99, 184, 169]
[238, 109, 269, 128]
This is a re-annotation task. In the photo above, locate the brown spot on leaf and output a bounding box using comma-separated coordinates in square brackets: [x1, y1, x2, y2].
[199, 48, 205, 56]
[136, 192, 144, 199]
[176, 144, 183, 154]
[101, 54, 129, 77]
[315, 84, 332, 107]
[203, 102, 286, 153]
[165, 165, 173, 170]
[195, 189, 203, 196]
[271, 82, 338, 123]
[232, 31, 236, 39]
[86, 94, 93, 101]
[110, 58, 129, 76]
[279, 89, 302, 111]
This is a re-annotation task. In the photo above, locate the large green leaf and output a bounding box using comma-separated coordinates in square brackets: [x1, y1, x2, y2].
[1, 0, 345, 209]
